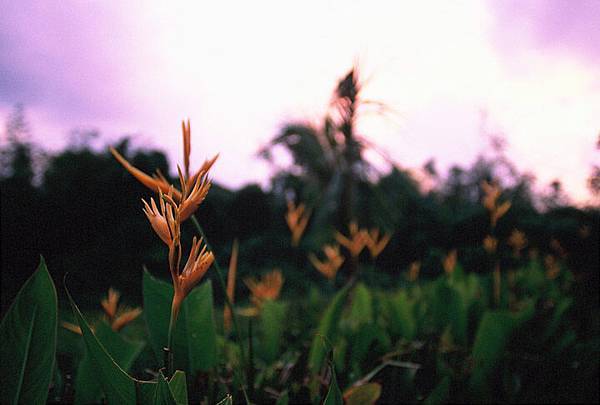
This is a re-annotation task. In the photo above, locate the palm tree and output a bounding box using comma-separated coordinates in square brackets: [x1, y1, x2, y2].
[261, 68, 382, 276]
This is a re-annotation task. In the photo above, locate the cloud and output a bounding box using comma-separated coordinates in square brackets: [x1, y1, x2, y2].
[489, 0, 600, 63]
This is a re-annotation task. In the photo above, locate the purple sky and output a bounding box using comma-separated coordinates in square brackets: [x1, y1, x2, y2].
[1, 1, 599, 203]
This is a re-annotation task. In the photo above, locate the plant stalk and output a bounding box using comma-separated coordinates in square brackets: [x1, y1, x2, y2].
[190, 214, 251, 404]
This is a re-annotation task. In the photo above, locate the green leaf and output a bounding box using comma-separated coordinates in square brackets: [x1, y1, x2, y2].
[68, 286, 145, 405]
[323, 366, 343, 405]
[424, 376, 451, 405]
[67, 284, 168, 405]
[260, 300, 287, 363]
[0, 257, 57, 405]
[143, 271, 218, 374]
[168, 371, 188, 405]
[469, 306, 534, 400]
[344, 383, 382, 405]
[308, 283, 352, 373]
[74, 321, 145, 404]
[153, 371, 178, 405]
[542, 297, 573, 341]
[430, 283, 467, 345]
[348, 283, 373, 330]
[387, 291, 416, 340]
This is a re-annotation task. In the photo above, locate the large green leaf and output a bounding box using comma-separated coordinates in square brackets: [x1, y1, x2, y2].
[387, 291, 416, 340]
[0, 257, 57, 405]
[74, 321, 145, 404]
[469, 305, 534, 399]
[542, 297, 573, 342]
[430, 282, 467, 345]
[347, 283, 373, 331]
[424, 376, 451, 405]
[323, 364, 343, 405]
[308, 283, 352, 373]
[68, 287, 145, 404]
[168, 370, 188, 405]
[153, 371, 178, 405]
[259, 300, 287, 363]
[67, 285, 179, 404]
[143, 270, 218, 374]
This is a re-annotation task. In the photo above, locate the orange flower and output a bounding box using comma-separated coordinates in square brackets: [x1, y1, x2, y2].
[112, 307, 143, 332]
[550, 238, 567, 258]
[364, 228, 392, 258]
[244, 270, 284, 307]
[64, 288, 142, 333]
[142, 191, 177, 245]
[101, 287, 121, 320]
[443, 249, 457, 274]
[481, 180, 511, 228]
[110, 119, 218, 204]
[491, 201, 511, 228]
[285, 201, 311, 246]
[110, 146, 178, 199]
[224, 239, 239, 333]
[335, 221, 368, 258]
[544, 254, 561, 280]
[481, 180, 501, 211]
[309, 244, 345, 279]
[176, 237, 215, 299]
[61, 321, 83, 335]
[407, 261, 421, 282]
[507, 229, 527, 256]
[483, 235, 498, 254]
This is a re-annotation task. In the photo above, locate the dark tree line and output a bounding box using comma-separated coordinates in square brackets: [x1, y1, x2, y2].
[1, 101, 598, 315]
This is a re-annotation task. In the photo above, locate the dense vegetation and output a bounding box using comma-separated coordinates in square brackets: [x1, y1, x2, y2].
[1, 71, 598, 403]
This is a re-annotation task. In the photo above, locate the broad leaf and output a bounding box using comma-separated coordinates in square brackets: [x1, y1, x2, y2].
[469, 305, 534, 399]
[74, 321, 145, 404]
[168, 370, 188, 405]
[308, 283, 352, 373]
[347, 283, 373, 331]
[260, 300, 287, 363]
[153, 371, 178, 405]
[424, 376, 451, 405]
[0, 257, 57, 405]
[323, 366, 343, 405]
[67, 285, 167, 405]
[387, 291, 416, 340]
[143, 270, 218, 374]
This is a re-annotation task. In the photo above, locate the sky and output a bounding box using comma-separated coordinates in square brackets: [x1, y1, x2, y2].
[1, 0, 599, 204]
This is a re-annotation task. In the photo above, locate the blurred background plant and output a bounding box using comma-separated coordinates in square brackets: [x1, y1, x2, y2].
[1, 69, 598, 404]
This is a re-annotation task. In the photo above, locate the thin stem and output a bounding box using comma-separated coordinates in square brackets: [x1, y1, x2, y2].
[190, 215, 250, 404]
[165, 298, 179, 378]
[247, 318, 255, 401]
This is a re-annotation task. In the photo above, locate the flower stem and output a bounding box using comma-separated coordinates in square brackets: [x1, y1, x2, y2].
[190, 215, 250, 404]
[165, 295, 180, 378]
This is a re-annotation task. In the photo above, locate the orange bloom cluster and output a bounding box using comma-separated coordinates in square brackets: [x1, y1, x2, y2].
[406, 261, 421, 282]
[285, 201, 311, 246]
[483, 235, 498, 254]
[111, 120, 216, 322]
[63, 287, 142, 334]
[481, 180, 511, 228]
[443, 249, 457, 275]
[244, 270, 284, 307]
[544, 255, 561, 280]
[507, 229, 527, 257]
[309, 244, 345, 280]
[364, 228, 392, 258]
[335, 221, 369, 258]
